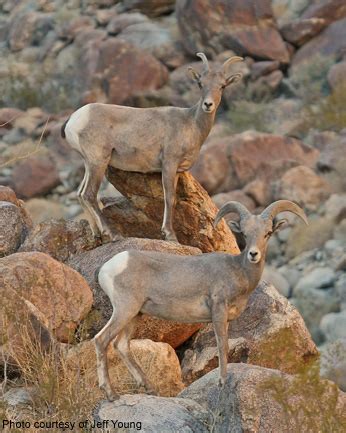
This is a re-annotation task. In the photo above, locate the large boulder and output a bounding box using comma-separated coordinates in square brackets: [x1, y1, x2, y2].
[11, 154, 61, 199]
[68, 238, 204, 346]
[191, 132, 319, 196]
[0, 186, 32, 257]
[80, 37, 168, 105]
[67, 338, 184, 397]
[176, 0, 290, 62]
[8, 11, 54, 52]
[0, 252, 93, 345]
[94, 394, 210, 432]
[291, 18, 346, 69]
[181, 282, 318, 384]
[19, 219, 99, 262]
[274, 165, 331, 210]
[103, 169, 240, 254]
[180, 363, 346, 433]
[0, 202, 24, 257]
[121, 0, 176, 17]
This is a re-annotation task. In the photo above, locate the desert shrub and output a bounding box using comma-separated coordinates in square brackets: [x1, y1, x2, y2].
[0, 62, 82, 113]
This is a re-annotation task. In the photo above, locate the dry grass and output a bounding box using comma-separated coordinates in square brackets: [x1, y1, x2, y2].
[1, 317, 101, 433]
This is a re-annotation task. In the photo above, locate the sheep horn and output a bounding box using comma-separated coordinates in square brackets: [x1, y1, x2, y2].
[213, 201, 251, 228]
[223, 56, 244, 72]
[261, 200, 308, 225]
[196, 52, 210, 74]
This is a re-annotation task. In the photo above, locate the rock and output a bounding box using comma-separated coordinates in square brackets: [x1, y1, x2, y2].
[80, 38, 168, 105]
[250, 60, 280, 80]
[3, 387, 34, 407]
[181, 282, 318, 384]
[212, 190, 256, 217]
[243, 179, 272, 206]
[286, 216, 334, 259]
[122, 0, 176, 17]
[11, 154, 61, 199]
[0, 202, 24, 257]
[0, 107, 24, 129]
[180, 363, 346, 433]
[321, 311, 346, 342]
[324, 193, 346, 222]
[334, 219, 346, 243]
[0, 252, 93, 343]
[68, 238, 204, 345]
[291, 18, 346, 69]
[318, 134, 346, 191]
[106, 12, 148, 35]
[191, 132, 319, 195]
[94, 395, 210, 432]
[328, 61, 346, 90]
[24, 198, 66, 224]
[103, 169, 240, 254]
[8, 11, 54, 52]
[272, 0, 311, 26]
[274, 166, 331, 210]
[67, 339, 184, 397]
[302, 0, 346, 25]
[291, 287, 340, 343]
[294, 267, 336, 292]
[176, 0, 290, 62]
[320, 338, 346, 391]
[0, 186, 33, 230]
[19, 219, 99, 262]
[116, 20, 178, 65]
[262, 266, 290, 297]
[280, 18, 326, 46]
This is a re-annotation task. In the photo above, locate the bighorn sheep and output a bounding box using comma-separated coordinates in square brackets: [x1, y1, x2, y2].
[94, 200, 308, 400]
[61, 53, 243, 242]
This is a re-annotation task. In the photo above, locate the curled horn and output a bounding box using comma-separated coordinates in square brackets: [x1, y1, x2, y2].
[223, 56, 244, 72]
[213, 201, 251, 228]
[261, 200, 308, 225]
[196, 52, 210, 73]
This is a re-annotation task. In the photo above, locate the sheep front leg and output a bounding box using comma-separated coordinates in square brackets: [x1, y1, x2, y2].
[212, 304, 229, 387]
[161, 164, 179, 242]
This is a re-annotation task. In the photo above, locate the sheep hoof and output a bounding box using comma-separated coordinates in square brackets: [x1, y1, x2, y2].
[162, 231, 179, 243]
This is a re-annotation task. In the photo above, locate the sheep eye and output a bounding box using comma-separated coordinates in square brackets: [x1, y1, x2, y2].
[265, 231, 273, 238]
[198, 81, 203, 89]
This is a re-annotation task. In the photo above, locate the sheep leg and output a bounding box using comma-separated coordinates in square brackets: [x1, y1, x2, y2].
[80, 159, 118, 241]
[161, 163, 179, 242]
[94, 310, 138, 401]
[212, 304, 229, 387]
[114, 318, 157, 395]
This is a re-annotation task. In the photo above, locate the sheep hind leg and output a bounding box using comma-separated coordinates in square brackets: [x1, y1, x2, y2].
[94, 311, 136, 401]
[80, 159, 120, 242]
[114, 318, 157, 396]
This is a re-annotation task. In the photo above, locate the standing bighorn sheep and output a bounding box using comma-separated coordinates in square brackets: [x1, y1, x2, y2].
[94, 200, 308, 400]
[61, 53, 243, 242]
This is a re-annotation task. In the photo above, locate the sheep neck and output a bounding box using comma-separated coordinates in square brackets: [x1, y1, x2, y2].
[235, 248, 266, 293]
[189, 99, 217, 145]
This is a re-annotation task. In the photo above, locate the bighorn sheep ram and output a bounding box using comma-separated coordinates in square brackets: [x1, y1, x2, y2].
[61, 53, 243, 242]
[94, 200, 308, 400]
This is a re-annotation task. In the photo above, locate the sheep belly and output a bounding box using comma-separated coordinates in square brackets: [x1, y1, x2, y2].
[141, 295, 211, 323]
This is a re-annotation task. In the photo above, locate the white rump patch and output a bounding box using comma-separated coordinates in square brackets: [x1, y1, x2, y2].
[98, 251, 130, 296]
[64, 104, 90, 152]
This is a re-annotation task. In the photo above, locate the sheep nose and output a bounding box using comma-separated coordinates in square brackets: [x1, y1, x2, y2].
[203, 101, 214, 110]
[249, 251, 258, 258]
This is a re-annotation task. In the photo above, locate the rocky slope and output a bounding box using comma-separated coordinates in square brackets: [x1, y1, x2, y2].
[1, 0, 346, 430]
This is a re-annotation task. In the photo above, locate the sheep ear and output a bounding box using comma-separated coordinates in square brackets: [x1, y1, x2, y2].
[225, 72, 242, 87]
[273, 218, 287, 233]
[188, 67, 202, 83]
[229, 221, 242, 233]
